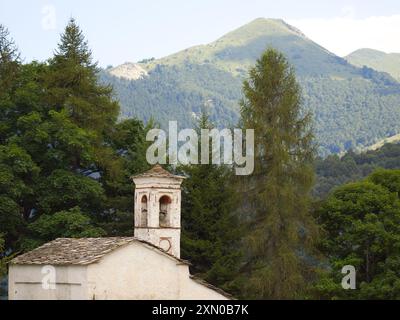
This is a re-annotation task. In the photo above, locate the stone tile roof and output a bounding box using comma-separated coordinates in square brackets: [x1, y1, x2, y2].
[132, 165, 185, 180]
[10, 237, 190, 266]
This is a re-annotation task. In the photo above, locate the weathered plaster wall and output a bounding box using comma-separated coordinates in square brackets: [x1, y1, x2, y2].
[87, 242, 228, 300]
[133, 176, 183, 258]
[8, 264, 87, 300]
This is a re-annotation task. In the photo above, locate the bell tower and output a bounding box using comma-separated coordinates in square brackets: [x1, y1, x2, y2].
[132, 165, 185, 258]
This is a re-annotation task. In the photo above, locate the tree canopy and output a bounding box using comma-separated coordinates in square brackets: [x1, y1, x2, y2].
[0, 19, 149, 254]
[238, 49, 320, 299]
[315, 169, 400, 299]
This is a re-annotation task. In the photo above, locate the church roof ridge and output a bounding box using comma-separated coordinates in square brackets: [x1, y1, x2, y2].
[10, 237, 191, 266]
[131, 164, 185, 180]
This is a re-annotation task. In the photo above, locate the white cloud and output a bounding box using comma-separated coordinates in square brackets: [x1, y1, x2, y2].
[288, 14, 400, 56]
[41, 4, 57, 31]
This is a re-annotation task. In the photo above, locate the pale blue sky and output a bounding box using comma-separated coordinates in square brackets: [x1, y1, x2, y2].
[1, 0, 400, 67]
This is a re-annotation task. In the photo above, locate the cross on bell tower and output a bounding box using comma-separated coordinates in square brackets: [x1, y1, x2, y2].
[132, 165, 185, 258]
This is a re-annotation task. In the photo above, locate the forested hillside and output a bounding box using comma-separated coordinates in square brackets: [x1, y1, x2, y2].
[315, 143, 400, 197]
[100, 64, 241, 129]
[101, 18, 400, 156]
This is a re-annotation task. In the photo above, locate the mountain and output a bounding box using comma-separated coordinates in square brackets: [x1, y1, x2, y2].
[107, 62, 148, 80]
[141, 18, 359, 77]
[100, 18, 400, 156]
[346, 48, 400, 81]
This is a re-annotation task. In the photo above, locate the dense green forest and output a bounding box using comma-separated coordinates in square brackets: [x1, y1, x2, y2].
[314, 143, 400, 198]
[1, 19, 400, 300]
[99, 64, 241, 130]
[101, 18, 400, 156]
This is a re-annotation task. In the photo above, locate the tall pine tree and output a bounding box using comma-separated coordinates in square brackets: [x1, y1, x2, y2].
[179, 113, 242, 294]
[14, 19, 121, 248]
[45, 18, 120, 176]
[0, 24, 20, 92]
[0, 24, 21, 142]
[239, 49, 319, 299]
[99, 118, 151, 236]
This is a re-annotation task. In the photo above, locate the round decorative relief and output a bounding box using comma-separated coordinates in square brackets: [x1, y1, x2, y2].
[159, 238, 172, 252]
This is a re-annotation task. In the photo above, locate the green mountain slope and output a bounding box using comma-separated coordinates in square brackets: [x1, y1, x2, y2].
[142, 18, 360, 78]
[346, 48, 400, 81]
[101, 18, 400, 156]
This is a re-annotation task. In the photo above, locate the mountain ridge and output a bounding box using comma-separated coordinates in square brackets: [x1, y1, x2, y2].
[138, 18, 350, 77]
[101, 18, 400, 156]
[346, 48, 400, 81]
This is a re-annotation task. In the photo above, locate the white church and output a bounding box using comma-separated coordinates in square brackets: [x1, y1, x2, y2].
[8, 165, 232, 300]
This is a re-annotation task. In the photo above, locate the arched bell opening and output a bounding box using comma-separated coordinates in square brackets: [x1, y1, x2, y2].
[140, 195, 148, 227]
[159, 195, 172, 227]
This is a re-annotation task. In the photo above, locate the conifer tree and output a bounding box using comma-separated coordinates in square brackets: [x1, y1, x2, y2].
[0, 24, 20, 92]
[0, 24, 21, 142]
[48, 18, 118, 130]
[239, 49, 319, 299]
[100, 118, 151, 236]
[179, 113, 242, 294]
[46, 18, 120, 175]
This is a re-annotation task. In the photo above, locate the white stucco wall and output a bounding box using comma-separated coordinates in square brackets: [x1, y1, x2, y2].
[8, 264, 88, 300]
[87, 242, 229, 300]
[9, 242, 229, 300]
[178, 266, 230, 300]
